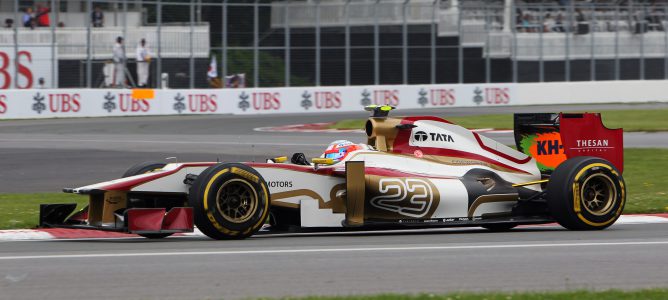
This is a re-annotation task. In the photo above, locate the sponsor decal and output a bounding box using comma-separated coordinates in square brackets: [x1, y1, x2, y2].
[239, 92, 280, 111]
[49, 93, 81, 113]
[360, 89, 372, 106]
[0, 94, 6, 114]
[118, 93, 149, 112]
[361, 89, 399, 107]
[413, 130, 455, 143]
[417, 88, 428, 107]
[473, 87, 510, 105]
[32, 92, 46, 114]
[238, 92, 250, 111]
[301, 91, 313, 110]
[413, 149, 423, 158]
[473, 87, 484, 105]
[33, 92, 81, 114]
[0, 50, 36, 89]
[519, 132, 566, 171]
[414, 131, 428, 142]
[267, 181, 293, 188]
[103, 92, 116, 112]
[369, 178, 434, 218]
[428, 88, 456, 106]
[575, 139, 610, 149]
[302, 91, 342, 110]
[173, 93, 186, 113]
[188, 94, 217, 113]
[315, 91, 341, 109]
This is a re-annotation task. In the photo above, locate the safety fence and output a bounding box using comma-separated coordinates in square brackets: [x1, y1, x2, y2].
[1, 80, 667, 119]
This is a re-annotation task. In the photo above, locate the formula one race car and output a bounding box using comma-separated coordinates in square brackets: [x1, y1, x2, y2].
[40, 106, 626, 239]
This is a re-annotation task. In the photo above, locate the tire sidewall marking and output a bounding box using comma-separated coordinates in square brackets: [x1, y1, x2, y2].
[571, 163, 625, 227]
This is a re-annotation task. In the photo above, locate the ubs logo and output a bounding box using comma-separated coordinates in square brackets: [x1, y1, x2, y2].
[414, 131, 428, 142]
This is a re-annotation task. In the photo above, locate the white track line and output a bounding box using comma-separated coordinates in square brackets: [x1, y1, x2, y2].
[2, 240, 668, 261]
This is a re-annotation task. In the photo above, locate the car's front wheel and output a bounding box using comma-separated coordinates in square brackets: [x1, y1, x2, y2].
[188, 163, 270, 240]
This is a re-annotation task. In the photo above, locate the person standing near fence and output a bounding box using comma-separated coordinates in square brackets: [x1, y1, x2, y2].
[135, 39, 151, 87]
[112, 36, 126, 88]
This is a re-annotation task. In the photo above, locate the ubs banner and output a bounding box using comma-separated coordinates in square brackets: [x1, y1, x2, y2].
[1, 80, 666, 119]
[0, 46, 55, 89]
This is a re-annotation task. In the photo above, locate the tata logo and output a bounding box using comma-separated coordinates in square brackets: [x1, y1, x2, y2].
[414, 131, 428, 142]
[413, 131, 454, 143]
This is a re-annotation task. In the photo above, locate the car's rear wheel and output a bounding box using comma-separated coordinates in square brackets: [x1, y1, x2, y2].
[189, 163, 270, 240]
[123, 162, 173, 239]
[547, 156, 625, 230]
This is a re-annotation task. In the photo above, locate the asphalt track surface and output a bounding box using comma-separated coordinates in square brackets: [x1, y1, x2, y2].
[2, 103, 668, 299]
[1, 102, 668, 193]
[1, 223, 668, 300]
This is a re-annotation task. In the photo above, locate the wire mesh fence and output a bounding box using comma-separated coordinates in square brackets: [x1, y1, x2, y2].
[1, 0, 668, 89]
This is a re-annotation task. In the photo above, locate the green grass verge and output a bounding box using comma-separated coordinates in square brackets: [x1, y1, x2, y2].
[328, 109, 668, 132]
[266, 289, 668, 300]
[0, 193, 87, 230]
[0, 149, 665, 229]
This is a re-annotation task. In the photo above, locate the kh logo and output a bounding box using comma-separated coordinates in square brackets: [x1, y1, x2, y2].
[537, 139, 563, 155]
[413, 131, 428, 142]
[369, 178, 434, 218]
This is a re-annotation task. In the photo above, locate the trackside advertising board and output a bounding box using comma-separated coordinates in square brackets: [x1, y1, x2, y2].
[0, 80, 666, 119]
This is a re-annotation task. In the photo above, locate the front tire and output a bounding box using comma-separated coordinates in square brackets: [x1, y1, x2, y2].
[189, 163, 270, 240]
[547, 156, 626, 230]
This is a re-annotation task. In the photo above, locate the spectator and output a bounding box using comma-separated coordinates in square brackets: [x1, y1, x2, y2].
[22, 7, 35, 29]
[35, 3, 50, 27]
[554, 13, 565, 32]
[135, 38, 152, 87]
[4, 19, 13, 29]
[92, 6, 104, 27]
[543, 13, 556, 32]
[112, 36, 126, 88]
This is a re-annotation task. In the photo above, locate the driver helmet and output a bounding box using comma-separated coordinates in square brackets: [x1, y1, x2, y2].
[323, 140, 363, 162]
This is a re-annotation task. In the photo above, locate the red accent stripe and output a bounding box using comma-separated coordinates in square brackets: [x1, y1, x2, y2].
[472, 132, 532, 164]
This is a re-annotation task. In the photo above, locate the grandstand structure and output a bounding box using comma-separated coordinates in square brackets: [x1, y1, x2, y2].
[269, 0, 668, 85]
[1, 0, 667, 88]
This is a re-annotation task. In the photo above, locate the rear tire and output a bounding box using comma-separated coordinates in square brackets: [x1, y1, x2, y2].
[547, 156, 625, 230]
[188, 163, 270, 240]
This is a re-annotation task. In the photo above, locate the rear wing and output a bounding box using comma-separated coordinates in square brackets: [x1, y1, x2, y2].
[514, 113, 623, 173]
